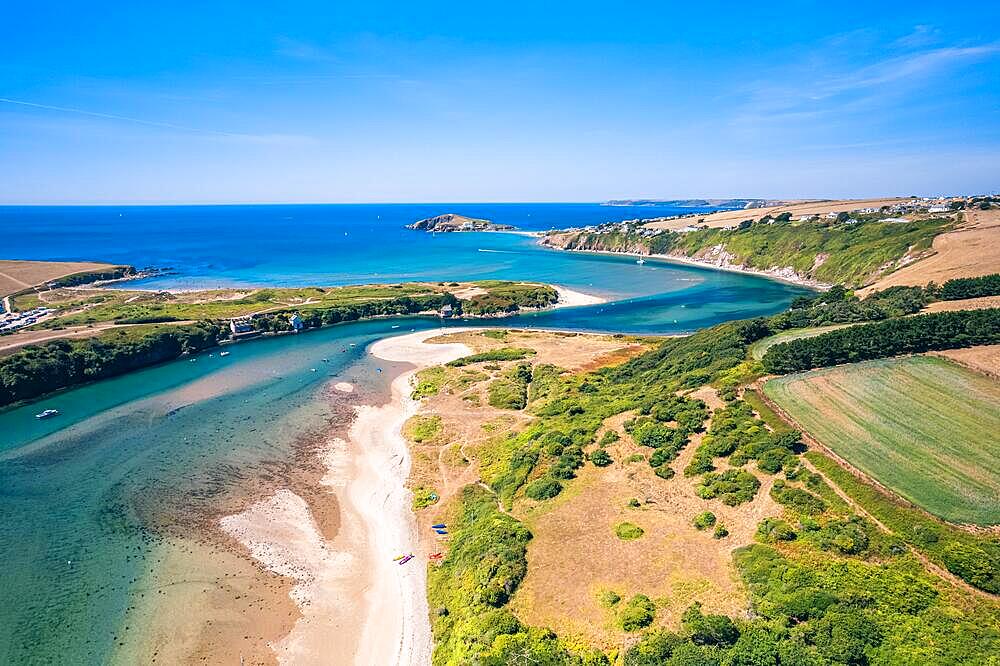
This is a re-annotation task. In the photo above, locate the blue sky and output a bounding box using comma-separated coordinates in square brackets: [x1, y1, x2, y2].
[1, 1, 998, 203]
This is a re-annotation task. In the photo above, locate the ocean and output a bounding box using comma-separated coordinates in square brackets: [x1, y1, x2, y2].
[0, 203, 808, 663]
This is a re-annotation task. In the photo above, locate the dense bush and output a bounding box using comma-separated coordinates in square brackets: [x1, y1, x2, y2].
[653, 465, 675, 480]
[939, 273, 1000, 300]
[692, 511, 716, 530]
[763, 309, 1000, 373]
[614, 522, 645, 540]
[589, 449, 613, 467]
[447, 347, 536, 367]
[681, 602, 739, 646]
[756, 517, 798, 543]
[618, 595, 656, 632]
[770, 479, 827, 515]
[696, 469, 761, 506]
[524, 477, 562, 500]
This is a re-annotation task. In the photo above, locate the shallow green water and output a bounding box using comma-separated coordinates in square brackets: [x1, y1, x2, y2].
[0, 318, 427, 664]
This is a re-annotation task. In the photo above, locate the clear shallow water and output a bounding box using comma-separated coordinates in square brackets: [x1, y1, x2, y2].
[0, 203, 809, 663]
[4, 203, 744, 300]
[0, 318, 420, 664]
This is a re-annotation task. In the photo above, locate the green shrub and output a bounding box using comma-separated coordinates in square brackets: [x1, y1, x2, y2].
[447, 347, 536, 367]
[598, 589, 621, 607]
[408, 415, 442, 443]
[696, 469, 761, 506]
[487, 362, 532, 410]
[681, 602, 739, 646]
[770, 479, 827, 515]
[412, 366, 446, 399]
[590, 449, 613, 467]
[615, 522, 645, 540]
[619, 594, 656, 632]
[693, 511, 717, 530]
[756, 518, 797, 543]
[599, 430, 620, 446]
[653, 464, 675, 480]
[525, 477, 562, 500]
[713, 523, 729, 539]
[412, 485, 439, 509]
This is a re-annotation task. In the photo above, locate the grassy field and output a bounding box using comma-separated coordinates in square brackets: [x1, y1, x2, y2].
[764, 355, 1000, 525]
[0, 259, 116, 297]
[748, 323, 854, 360]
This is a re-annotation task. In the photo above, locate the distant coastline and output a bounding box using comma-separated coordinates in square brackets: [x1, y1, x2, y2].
[537, 241, 830, 290]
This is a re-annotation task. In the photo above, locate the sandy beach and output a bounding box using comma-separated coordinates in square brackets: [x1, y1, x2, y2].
[220, 328, 472, 665]
[552, 285, 607, 308]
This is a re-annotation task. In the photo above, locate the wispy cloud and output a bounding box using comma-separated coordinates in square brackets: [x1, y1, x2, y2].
[274, 36, 342, 63]
[0, 97, 312, 144]
[734, 39, 1000, 124]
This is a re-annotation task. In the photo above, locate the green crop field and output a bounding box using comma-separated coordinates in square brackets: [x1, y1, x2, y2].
[764, 355, 1000, 525]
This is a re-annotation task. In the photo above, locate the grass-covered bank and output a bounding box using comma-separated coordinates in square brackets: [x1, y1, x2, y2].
[420, 317, 1000, 663]
[0, 281, 556, 409]
[544, 216, 952, 288]
[417, 274, 1000, 663]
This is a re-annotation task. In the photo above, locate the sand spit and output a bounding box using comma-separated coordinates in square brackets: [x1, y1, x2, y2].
[552, 285, 607, 308]
[350, 330, 471, 666]
[220, 329, 470, 665]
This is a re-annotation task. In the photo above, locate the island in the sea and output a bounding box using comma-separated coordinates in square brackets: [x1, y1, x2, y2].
[406, 213, 516, 232]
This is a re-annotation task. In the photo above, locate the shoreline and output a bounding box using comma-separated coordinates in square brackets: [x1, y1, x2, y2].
[540, 243, 830, 291]
[218, 328, 473, 665]
[551, 285, 607, 308]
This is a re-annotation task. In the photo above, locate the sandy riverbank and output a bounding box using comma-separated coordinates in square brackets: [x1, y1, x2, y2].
[552, 285, 607, 308]
[220, 328, 471, 665]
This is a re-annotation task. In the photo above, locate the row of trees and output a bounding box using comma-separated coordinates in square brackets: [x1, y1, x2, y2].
[0, 322, 223, 408]
[939, 273, 1000, 300]
[762, 309, 1000, 373]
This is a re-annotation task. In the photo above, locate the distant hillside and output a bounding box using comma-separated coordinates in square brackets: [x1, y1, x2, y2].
[407, 213, 516, 232]
[542, 215, 953, 288]
[602, 198, 788, 209]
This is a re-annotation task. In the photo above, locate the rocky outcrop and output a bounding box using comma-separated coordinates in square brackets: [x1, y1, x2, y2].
[407, 214, 515, 232]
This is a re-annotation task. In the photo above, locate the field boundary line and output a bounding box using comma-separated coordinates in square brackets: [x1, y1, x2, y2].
[750, 378, 998, 599]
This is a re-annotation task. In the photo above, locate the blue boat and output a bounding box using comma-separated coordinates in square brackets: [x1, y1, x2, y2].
[431, 523, 446, 529]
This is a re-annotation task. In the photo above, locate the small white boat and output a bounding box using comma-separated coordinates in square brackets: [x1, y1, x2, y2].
[35, 409, 60, 420]
[636, 258, 646, 265]
[220, 351, 231, 357]
[391, 325, 400, 329]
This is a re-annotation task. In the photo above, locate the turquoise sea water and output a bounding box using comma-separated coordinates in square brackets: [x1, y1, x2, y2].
[0, 204, 809, 663]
